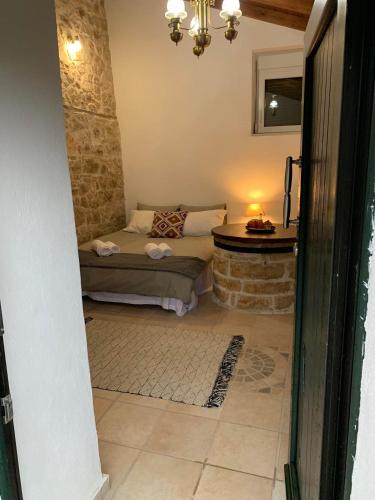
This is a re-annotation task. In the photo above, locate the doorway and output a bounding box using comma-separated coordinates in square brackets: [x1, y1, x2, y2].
[2, 0, 372, 498]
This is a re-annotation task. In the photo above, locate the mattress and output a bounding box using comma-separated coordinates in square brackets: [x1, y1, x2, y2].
[79, 230, 215, 304]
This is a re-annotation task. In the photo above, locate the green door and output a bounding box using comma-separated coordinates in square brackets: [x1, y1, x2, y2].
[287, 0, 346, 498]
[0, 306, 22, 500]
[287, 0, 375, 497]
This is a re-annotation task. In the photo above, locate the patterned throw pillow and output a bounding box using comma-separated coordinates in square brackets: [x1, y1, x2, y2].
[150, 211, 188, 239]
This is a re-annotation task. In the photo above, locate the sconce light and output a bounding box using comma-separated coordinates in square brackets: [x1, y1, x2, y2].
[66, 36, 82, 61]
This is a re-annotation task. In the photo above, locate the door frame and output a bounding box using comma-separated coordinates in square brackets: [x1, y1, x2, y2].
[286, 0, 375, 498]
[0, 304, 23, 500]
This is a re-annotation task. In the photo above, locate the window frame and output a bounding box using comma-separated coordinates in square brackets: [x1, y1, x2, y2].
[253, 49, 303, 135]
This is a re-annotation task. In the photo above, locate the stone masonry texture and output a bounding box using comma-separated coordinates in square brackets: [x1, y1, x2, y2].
[55, 0, 125, 243]
[213, 248, 296, 313]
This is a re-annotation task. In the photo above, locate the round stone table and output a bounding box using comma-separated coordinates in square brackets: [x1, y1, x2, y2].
[211, 224, 297, 313]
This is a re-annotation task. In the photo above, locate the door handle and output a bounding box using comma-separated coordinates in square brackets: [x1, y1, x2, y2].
[283, 156, 302, 229]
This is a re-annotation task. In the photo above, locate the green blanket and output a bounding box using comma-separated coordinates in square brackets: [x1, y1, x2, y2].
[79, 250, 206, 280]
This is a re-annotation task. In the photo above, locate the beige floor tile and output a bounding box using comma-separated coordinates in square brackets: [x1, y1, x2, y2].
[252, 316, 294, 350]
[272, 481, 287, 500]
[118, 393, 169, 410]
[221, 389, 283, 431]
[207, 422, 278, 478]
[93, 389, 121, 401]
[97, 402, 162, 447]
[88, 293, 293, 496]
[113, 452, 202, 500]
[255, 314, 294, 328]
[145, 411, 217, 461]
[94, 397, 114, 423]
[275, 433, 289, 481]
[167, 401, 222, 420]
[177, 311, 223, 328]
[280, 398, 291, 434]
[213, 322, 255, 339]
[194, 465, 273, 500]
[99, 442, 139, 499]
[219, 309, 258, 328]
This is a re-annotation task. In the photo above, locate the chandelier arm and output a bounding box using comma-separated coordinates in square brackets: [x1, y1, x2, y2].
[209, 24, 230, 30]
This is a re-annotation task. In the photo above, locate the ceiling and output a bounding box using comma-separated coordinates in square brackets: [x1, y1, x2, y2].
[214, 0, 314, 31]
[266, 77, 303, 101]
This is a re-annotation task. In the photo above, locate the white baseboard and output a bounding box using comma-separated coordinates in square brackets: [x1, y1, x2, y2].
[91, 474, 110, 500]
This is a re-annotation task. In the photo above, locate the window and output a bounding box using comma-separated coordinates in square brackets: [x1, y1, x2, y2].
[254, 50, 303, 134]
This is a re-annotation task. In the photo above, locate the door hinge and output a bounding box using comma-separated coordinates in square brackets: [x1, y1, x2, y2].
[1, 395, 13, 424]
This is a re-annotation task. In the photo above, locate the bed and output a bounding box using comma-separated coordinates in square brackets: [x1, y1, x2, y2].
[79, 230, 215, 316]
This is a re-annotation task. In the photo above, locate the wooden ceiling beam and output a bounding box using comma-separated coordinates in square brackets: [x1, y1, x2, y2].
[213, 0, 314, 31]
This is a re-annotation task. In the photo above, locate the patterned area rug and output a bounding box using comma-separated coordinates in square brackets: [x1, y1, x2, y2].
[86, 318, 243, 407]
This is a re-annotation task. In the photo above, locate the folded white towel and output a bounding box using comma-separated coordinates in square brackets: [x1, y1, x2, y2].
[91, 240, 120, 257]
[158, 242, 173, 257]
[144, 243, 164, 260]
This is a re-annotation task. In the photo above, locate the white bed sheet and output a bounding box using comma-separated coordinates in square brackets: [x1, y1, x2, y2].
[84, 262, 213, 316]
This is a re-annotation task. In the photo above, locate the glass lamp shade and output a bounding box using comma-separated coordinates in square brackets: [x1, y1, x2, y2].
[165, 0, 188, 20]
[246, 203, 264, 218]
[220, 0, 242, 19]
[189, 16, 200, 37]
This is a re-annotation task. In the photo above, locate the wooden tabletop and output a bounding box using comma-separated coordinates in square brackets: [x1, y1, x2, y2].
[212, 223, 298, 245]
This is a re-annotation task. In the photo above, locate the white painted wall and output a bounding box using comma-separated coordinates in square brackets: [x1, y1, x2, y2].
[106, 0, 304, 223]
[351, 219, 375, 499]
[0, 1, 103, 499]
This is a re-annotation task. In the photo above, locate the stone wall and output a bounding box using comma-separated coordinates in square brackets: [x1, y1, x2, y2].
[213, 248, 296, 313]
[55, 0, 125, 243]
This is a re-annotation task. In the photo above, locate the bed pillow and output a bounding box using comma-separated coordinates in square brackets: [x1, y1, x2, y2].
[123, 210, 155, 234]
[179, 203, 227, 211]
[150, 211, 188, 239]
[138, 202, 180, 211]
[183, 209, 227, 236]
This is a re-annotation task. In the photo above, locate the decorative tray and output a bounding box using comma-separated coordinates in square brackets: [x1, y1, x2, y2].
[246, 226, 276, 234]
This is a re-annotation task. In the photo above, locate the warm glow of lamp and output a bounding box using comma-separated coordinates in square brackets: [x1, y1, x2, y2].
[220, 0, 242, 19]
[246, 203, 264, 219]
[248, 189, 264, 200]
[165, 0, 188, 20]
[66, 36, 82, 61]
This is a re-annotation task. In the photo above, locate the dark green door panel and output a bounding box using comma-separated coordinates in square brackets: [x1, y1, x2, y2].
[0, 308, 22, 500]
[297, 16, 342, 499]
[0, 425, 18, 500]
[289, 0, 375, 498]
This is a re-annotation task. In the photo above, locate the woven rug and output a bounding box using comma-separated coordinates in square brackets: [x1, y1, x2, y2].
[86, 318, 244, 407]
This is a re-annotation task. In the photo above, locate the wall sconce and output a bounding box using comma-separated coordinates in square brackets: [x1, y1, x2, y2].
[66, 36, 82, 62]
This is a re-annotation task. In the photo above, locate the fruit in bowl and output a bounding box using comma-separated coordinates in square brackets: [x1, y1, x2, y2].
[246, 219, 275, 232]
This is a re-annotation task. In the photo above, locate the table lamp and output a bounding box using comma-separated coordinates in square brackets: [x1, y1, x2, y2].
[246, 203, 264, 221]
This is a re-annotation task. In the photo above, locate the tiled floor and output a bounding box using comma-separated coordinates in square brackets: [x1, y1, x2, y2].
[84, 293, 293, 500]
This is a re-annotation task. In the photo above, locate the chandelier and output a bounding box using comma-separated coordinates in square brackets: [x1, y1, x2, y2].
[165, 0, 242, 57]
